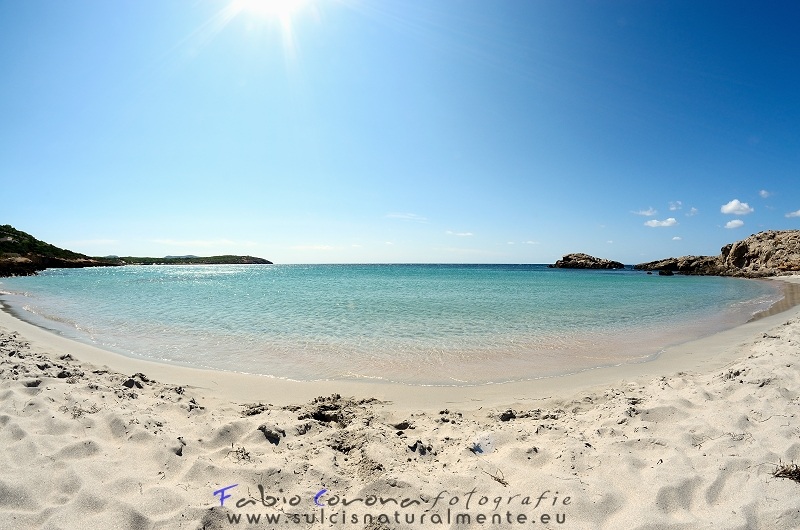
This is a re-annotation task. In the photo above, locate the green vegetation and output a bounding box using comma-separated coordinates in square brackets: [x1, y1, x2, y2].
[0, 224, 94, 261]
[0, 224, 271, 277]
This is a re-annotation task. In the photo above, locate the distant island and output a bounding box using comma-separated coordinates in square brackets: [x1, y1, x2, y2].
[115, 255, 273, 266]
[548, 253, 625, 270]
[0, 225, 272, 277]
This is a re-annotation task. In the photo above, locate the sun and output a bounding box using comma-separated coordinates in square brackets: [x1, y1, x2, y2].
[230, 0, 310, 22]
[226, 0, 315, 60]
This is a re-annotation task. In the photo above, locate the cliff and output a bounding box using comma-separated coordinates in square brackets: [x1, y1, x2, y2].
[549, 253, 625, 270]
[634, 230, 800, 277]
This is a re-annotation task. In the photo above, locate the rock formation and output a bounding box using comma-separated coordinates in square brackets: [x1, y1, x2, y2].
[633, 255, 723, 276]
[549, 253, 625, 269]
[634, 230, 800, 277]
[718, 230, 800, 276]
[0, 255, 118, 276]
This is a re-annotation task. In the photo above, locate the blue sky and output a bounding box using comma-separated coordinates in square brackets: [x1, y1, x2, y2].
[1, 0, 798, 264]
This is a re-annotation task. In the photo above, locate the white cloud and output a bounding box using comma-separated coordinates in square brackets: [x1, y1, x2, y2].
[669, 201, 682, 211]
[686, 207, 698, 216]
[386, 213, 427, 222]
[672, 236, 682, 241]
[524, 241, 540, 245]
[446, 231, 473, 237]
[725, 220, 744, 229]
[720, 199, 754, 215]
[644, 218, 677, 227]
[632, 207, 657, 216]
[607, 240, 613, 244]
[760, 189, 771, 198]
[786, 210, 800, 218]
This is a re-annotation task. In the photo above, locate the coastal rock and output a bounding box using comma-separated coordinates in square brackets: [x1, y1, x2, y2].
[0, 254, 116, 277]
[0, 256, 39, 276]
[634, 230, 800, 278]
[549, 253, 625, 270]
[634, 255, 723, 275]
[719, 230, 800, 277]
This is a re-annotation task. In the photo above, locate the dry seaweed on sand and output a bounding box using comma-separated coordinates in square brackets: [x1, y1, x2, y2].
[773, 462, 800, 483]
[483, 469, 509, 487]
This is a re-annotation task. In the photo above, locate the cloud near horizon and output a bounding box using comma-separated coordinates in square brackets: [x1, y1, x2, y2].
[786, 210, 800, 218]
[720, 199, 754, 215]
[632, 207, 657, 216]
[644, 218, 677, 227]
[725, 220, 745, 229]
[446, 231, 473, 237]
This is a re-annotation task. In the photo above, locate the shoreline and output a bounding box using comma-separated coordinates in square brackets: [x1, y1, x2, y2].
[749, 276, 800, 320]
[1, 276, 798, 409]
[2, 275, 800, 528]
[0, 264, 788, 387]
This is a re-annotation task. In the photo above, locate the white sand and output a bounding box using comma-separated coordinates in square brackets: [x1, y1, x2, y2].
[1, 276, 799, 529]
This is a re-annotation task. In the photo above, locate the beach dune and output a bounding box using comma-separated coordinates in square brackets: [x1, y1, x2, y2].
[2, 278, 800, 529]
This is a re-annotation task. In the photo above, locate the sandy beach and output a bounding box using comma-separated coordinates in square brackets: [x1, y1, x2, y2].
[2, 276, 800, 529]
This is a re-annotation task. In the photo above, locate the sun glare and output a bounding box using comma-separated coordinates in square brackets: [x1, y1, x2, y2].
[231, 0, 310, 21]
[226, 0, 316, 60]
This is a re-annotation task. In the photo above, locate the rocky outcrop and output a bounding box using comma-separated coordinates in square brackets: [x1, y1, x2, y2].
[0, 255, 43, 276]
[549, 253, 625, 269]
[633, 255, 723, 276]
[719, 230, 800, 276]
[634, 230, 800, 278]
[0, 254, 122, 277]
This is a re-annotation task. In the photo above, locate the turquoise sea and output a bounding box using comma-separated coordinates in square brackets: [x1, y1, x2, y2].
[0, 264, 782, 385]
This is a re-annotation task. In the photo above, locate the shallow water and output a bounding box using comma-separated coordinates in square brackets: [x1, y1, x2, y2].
[0, 264, 781, 385]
